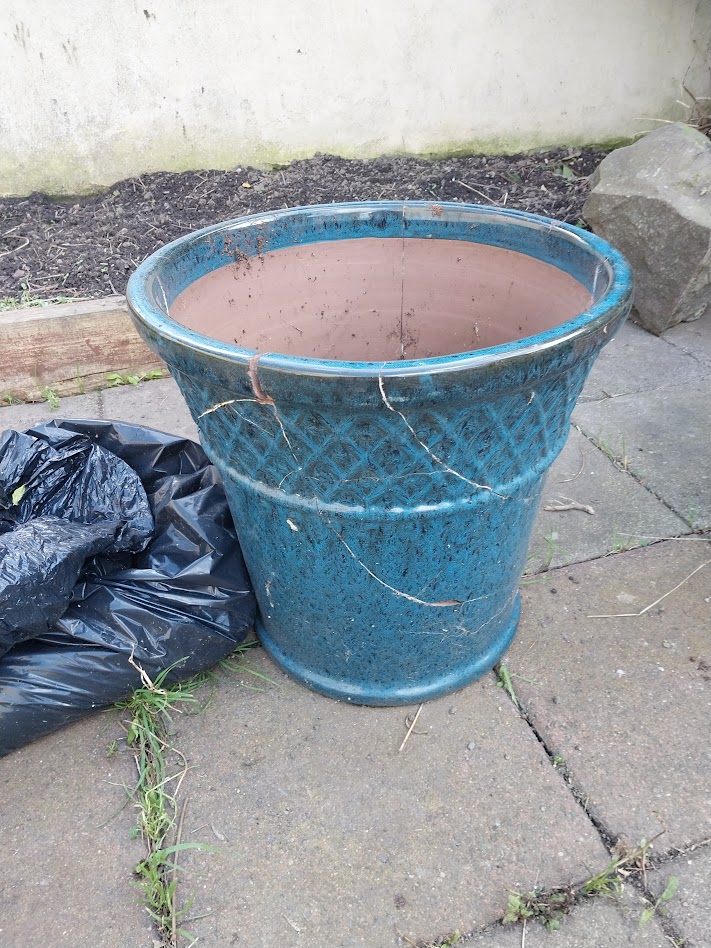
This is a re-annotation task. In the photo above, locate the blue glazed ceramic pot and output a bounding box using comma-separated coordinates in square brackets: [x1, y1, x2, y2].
[127, 202, 632, 705]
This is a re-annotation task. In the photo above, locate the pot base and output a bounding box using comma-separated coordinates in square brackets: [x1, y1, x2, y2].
[255, 595, 521, 706]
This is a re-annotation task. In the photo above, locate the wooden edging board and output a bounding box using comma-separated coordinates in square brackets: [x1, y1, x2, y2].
[1, 295, 163, 402]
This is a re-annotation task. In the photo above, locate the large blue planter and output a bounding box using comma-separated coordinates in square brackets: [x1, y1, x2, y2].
[127, 202, 632, 705]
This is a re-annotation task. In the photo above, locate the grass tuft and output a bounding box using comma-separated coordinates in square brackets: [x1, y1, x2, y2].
[114, 641, 264, 946]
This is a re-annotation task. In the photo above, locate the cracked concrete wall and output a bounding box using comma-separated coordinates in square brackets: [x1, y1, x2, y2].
[0, 0, 709, 197]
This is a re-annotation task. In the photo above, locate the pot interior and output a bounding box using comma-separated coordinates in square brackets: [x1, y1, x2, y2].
[170, 237, 592, 362]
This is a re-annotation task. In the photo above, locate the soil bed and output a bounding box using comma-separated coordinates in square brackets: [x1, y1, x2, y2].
[0, 148, 606, 303]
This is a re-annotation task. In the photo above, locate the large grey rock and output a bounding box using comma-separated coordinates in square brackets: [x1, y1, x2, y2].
[583, 123, 711, 335]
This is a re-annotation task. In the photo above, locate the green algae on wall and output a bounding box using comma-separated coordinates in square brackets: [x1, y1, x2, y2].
[0, 131, 646, 199]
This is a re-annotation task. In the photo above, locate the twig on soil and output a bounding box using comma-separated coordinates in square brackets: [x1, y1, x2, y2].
[0, 235, 30, 258]
[453, 179, 498, 204]
[589, 559, 710, 618]
[399, 704, 423, 753]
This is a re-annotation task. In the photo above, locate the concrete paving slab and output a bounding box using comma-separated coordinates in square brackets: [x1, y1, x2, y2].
[100, 376, 199, 440]
[573, 378, 711, 529]
[580, 320, 711, 403]
[663, 314, 711, 368]
[648, 846, 711, 947]
[0, 716, 149, 948]
[528, 427, 689, 573]
[507, 539, 711, 856]
[173, 649, 608, 948]
[465, 891, 668, 947]
[0, 391, 102, 435]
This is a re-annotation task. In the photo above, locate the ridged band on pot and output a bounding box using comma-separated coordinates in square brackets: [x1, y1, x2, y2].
[127, 202, 633, 705]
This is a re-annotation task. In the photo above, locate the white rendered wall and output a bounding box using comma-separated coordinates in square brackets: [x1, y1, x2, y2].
[0, 0, 709, 196]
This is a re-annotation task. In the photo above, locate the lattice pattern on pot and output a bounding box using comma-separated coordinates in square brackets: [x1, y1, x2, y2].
[178, 360, 590, 509]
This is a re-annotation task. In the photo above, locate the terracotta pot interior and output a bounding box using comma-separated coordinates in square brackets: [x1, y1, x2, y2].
[170, 237, 593, 362]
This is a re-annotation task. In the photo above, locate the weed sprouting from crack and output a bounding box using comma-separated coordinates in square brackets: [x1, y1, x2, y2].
[590, 433, 630, 472]
[105, 369, 165, 387]
[495, 663, 520, 709]
[421, 930, 461, 947]
[494, 663, 540, 711]
[502, 834, 673, 933]
[640, 876, 679, 925]
[40, 385, 60, 410]
[503, 887, 577, 931]
[112, 642, 267, 946]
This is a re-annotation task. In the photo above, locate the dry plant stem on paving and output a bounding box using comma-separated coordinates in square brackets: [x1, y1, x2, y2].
[588, 559, 710, 618]
[113, 643, 268, 947]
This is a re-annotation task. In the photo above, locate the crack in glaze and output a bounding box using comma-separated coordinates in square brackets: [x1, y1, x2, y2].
[319, 506, 491, 610]
[198, 397, 263, 417]
[378, 375, 508, 499]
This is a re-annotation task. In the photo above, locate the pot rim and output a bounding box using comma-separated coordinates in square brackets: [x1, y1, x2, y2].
[126, 200, 633, 379]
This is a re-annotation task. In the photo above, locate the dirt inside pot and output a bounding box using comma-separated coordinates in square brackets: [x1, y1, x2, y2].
[170, 237, 592, 361]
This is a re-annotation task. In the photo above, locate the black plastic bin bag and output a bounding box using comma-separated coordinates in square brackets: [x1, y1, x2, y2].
[0, 420, 256, 755]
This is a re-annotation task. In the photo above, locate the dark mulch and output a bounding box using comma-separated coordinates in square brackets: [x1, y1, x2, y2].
[0, 148, 606, 303]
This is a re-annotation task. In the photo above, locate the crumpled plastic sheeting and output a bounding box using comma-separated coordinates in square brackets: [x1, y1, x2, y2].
[0, 420, 256, 755]
[0, 427, 153, 653]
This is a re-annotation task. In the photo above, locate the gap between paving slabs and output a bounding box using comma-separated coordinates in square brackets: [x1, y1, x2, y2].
[647, 844, 711, 947]
[1, 322, 708, 944]
[572, 378, 711, 533]
[2, 319, 706, 946]
[499, 538, 711, 946]
[526, 426, 691, 576]
[118, 624, 696, 948]
[156, 642, 668, 948]
[107, 642, 271, 948]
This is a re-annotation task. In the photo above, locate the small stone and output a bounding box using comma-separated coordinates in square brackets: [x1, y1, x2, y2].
[449, 707, 458, 715]
[552, 695, 560, 704]
[467, 741, 477, 751]
[662, 639, 674, 649]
